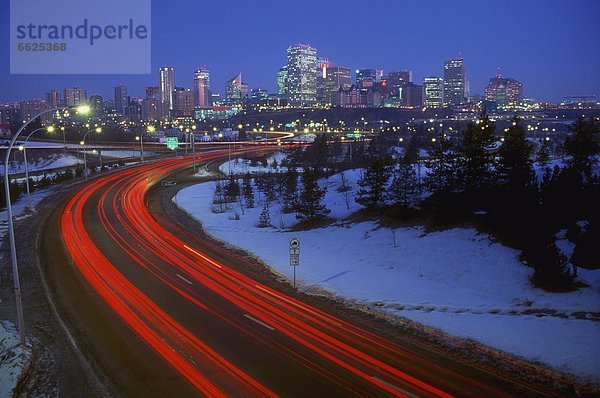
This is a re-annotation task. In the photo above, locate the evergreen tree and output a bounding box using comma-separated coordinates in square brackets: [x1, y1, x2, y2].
[425, 133, 457, 195]
[388, 156, 419, 208]
[536, 138, 551, 169]
[355, 157, 390, 210]
[212, 180, 226, 213]
[530, 239, 575, 291]
[224, 175, 240, 203]
[564, 117, 600, 182]
[242, 174, 255, 208]
[456, 109, 497, 192]
[257, 202, 271, 228]
[282, 168, 299, 213]
[295, 169, 330, 221]
[497, 117, 535, 190]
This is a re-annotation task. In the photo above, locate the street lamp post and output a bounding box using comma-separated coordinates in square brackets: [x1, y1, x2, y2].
[2, 104, 90, 346]
[21, 126, 54, 210]
[190, 124, 196, 172]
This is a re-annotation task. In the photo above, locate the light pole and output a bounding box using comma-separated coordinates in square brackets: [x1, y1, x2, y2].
[21, 126, 54, 210]
[3, 104, 90, 346]
[80, 127, 100, 179]
[190, 124, 196, 172]
[139, 125, 154, 163]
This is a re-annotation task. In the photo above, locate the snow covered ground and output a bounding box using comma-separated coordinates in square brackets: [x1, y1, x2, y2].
[0, 153, 82, 175]
[0, 187, 54, 395]
[0, 321, 30, 397]
[175, 169, 600, 383]
[218, 151, 289, 175]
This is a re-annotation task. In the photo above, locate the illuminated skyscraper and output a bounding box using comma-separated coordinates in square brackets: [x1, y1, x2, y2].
[173, 87, 194, 117]
[324, 66, 352, 105]
[484, 72, 523, 106]
[356, 68, 377, 88]
[423, 77, 444, 107]
[193, 66, 211, 107]
[443, 58, 467, 105]
[63, 87, 87, 107]
[286, 44, 317, 107]
[225, 73, 248, 105]
[45, 90, 61, 108]
[159, 67, 175, 112]
[277, 65, 288, 97]
[114, 84, 128, 115]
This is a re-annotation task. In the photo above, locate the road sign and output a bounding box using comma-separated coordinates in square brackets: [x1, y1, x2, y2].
[166, 137, 179, 150]
[290, 256, 299, 266]
[161, 180, 177, 187]
[289, 248, 299, 255]
[289, 238, 300, 249]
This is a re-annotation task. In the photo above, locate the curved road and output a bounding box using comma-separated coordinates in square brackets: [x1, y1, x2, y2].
[49, 148, 558, 397]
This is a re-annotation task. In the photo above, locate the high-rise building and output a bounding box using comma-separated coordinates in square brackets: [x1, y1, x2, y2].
[172, 87, 194, 117]
[387, 70, 412, 98]
[225, 73, 248, 105]
[250, 88, 269, 103]
[141, 98, 168, 121]
[45, 90, 61, 108]
[19, 100, 48, 122]
[193, 66, 211, 107]
[89, 95, 104, 114]
[286, 44, 317, 107]
[277, 66, 288, 97]
[484, 73, 523, 106]
[316, 57, 330, 104]
[114, 84, 128, 115]
[443, 58, 467, 106]
[401, 83, 423, 107]
[324, 66, 352, 105]
[423, 77, 444, 107]
[145, 86, 161, 100]
[356, 68, 377, 88]
[63, 87, 87, 107]
[159, 67, 175, 112]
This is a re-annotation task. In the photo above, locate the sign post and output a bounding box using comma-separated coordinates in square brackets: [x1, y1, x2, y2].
[289, 238, 300, 292]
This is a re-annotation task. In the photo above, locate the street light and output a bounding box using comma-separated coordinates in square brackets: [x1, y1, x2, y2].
[3, 104, 89, 346]
[20, 126, 54, 211]
[80, 126, 99, 179]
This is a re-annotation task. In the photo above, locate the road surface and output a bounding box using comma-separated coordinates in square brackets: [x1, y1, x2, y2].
[47, 147, 560, 397]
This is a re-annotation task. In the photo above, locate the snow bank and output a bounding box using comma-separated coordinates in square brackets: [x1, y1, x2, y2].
[175, 170, 600, 382]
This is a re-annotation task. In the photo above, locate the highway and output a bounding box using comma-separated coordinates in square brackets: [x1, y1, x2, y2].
[50, 147, 558, 397]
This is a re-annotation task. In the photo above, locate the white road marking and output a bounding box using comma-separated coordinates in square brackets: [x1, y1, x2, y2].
[244, 314, 275, 331]
[371, 376, 417, 397]
[176, 273, 193, 285]
[183, 244, 222, 269]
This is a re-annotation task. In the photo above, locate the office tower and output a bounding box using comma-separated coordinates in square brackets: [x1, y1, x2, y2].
[45, 90, 61, 108]
[443, 58, 467, 105]
[324, 66, 352, 105]
[225, 73, 248, 105]
[114, 84, 128, 115]
[401, 83, 423, 107]
[250, 88, 269, 102]
[316, 57, 329, 103]
[172, 87, 194, 117]
[63, 87, 87, 107]
[141, 98, 168, 121]
[286, 44, 317, 107]
[387, 70, 412, 98]
[159, 66, 175, 111]
[423, 77, 444, 107]
[89, 95, 104, 114]
[145, 86, 161, 100]
[484, 72, 523, 106]
[356, 68, 377, 88]
[277, 65, 288, 97]
[193, 66, 211, 107]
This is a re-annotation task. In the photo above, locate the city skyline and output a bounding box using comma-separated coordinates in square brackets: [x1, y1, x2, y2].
[1, 0, 599, 103]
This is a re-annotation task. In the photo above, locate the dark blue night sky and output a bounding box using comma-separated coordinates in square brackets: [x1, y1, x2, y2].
[1, 0, 599, 103]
